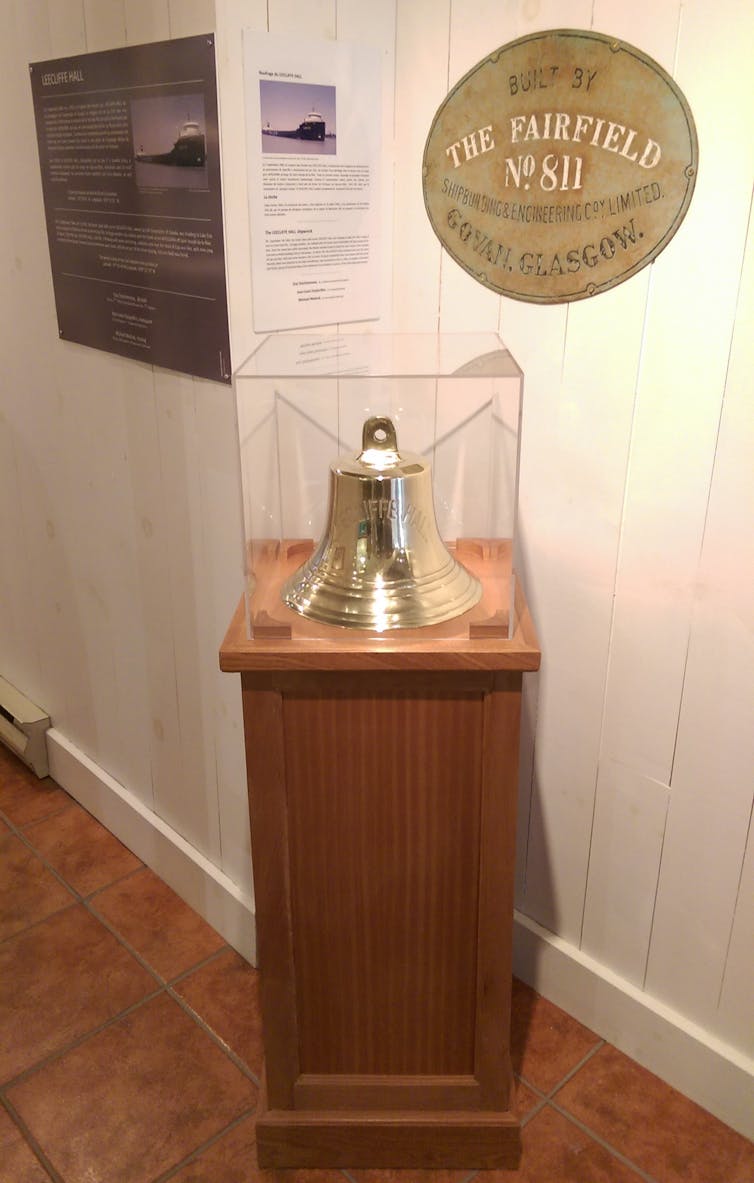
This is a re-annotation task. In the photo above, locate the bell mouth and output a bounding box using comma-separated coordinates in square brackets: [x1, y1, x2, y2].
[281, 550, 482, 632]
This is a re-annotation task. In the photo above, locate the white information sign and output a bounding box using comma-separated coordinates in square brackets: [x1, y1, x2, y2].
[244, 32, 382, 331]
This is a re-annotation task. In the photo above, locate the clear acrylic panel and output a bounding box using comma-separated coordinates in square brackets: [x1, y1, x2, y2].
[234, 333, 523, 641]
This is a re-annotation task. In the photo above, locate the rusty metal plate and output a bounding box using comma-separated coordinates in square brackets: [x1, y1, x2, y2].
[423, 29, 698, 303]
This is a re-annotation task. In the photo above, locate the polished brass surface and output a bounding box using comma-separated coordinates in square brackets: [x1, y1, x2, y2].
[281, 417, 482, 631]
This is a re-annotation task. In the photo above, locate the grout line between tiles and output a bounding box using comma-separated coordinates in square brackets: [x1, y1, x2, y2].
[548, 1099, 662, 1183]
[519, 1093, 548, 1127]
[544, 1038, 606, 1099]
[84, 862, 147, 901]
[167, 944, 231, 987]
[3, 793, 261, 1102]
[0, 899, 79, 948]
[0, 986, 166, 1095]
[516, 1061, 661, 1183]
[1, 913, 259, 1097]
[0, 798, 73, 834]
[4, 817, 98, 902]
[82, 896, 184, 987]
[6, 794, 232, 993]
[10, 842, 224, 997]
[148, 1105, 258, 1183]
[516, 1039, 605, 1107]
[1, 1094, 66, 1183]
[166, 985, 262, 1087]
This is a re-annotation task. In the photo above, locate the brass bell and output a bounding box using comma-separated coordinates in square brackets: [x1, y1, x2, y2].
[281, 416, 481, 630]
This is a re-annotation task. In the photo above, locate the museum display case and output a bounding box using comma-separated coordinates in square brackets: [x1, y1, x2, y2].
[221, 332, 540, 1168]
[233, 332, 524, 645]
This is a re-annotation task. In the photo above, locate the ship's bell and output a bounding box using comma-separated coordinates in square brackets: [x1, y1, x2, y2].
[281, 416, 481, 630]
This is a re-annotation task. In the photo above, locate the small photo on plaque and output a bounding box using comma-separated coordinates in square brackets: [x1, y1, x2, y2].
[131, 93, 208, 189]
[260, 80, 336, 156]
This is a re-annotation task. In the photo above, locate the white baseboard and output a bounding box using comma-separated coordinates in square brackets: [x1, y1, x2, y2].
[46, 729, 256, 964]
[46, 729, 751, 1140]
[513, 910, 754, 1140]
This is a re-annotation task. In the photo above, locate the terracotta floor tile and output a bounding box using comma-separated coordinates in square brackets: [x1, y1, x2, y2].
[174, 948, 264, 1076]
[92, 866, 226, 979]
[556, 1043, 754, 1183]
[510, 977, 601, 1093]
[0, 833, 73, 940]
[8, 993, 258, 1183]
[0, 751, 70, 827]
[348, 1172, 471, 1183]
[0, 903, 156, 1083]
[0, 1106, 54, 1182]
[483, 1103, 646, 1181]
[167, 1114, 346, 1182]
[24, 801, 142, 895]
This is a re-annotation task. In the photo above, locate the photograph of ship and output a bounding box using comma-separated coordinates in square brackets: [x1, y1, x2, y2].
[260, 80, 336, 155]
[131, 94, 209, 189]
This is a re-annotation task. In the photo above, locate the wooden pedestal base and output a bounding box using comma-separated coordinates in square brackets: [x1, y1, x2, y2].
[221, 544, 539, 1172]
[256, 1105, 521, 1169]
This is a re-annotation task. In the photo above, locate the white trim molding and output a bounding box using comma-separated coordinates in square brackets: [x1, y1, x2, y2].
[513, 910, 754, 1140]
[46, 729, 256, 964]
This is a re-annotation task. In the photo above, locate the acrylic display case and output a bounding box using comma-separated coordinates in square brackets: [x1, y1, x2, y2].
[234, 332, 523, 644]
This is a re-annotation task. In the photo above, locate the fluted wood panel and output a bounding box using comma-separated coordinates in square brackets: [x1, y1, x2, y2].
[284, 686, 483, 1075]
[237, 661, 530, 1164]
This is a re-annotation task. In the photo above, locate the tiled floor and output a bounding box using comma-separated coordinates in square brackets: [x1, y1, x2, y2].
[1, 745, 752, 1183]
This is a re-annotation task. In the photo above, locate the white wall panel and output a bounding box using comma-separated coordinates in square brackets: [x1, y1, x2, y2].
[644, 177, 754, 1045]
[192, 380, 249, 884]
[168, 0, 214, 37]
[119, 363, 182, 818]
[598, 0, 754, 783]
[48, 0, 90, 53]
[591, 0, 679, 73]
[581, 759, 669, 984]
[0, 3, 51, 700]
[528, 0, 683, 949]
[436, 0, 509, 333]
[2, 2, 80, 729]
[268, 0, 334, 36]
[717, 818, 754, 1055]
[392, 0, 450, 331]
[52, 347, 153, 798]
[150, 370, 221, 858]
[82, 0, 126, 49]
[124, 0, 170, 43]
[336, 0, 396, 333]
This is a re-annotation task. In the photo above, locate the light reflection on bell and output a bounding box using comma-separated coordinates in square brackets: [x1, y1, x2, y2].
[281, 416, 481, 630]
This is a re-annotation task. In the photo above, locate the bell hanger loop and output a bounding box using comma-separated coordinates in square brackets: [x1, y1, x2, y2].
[358, 415, 401, 468]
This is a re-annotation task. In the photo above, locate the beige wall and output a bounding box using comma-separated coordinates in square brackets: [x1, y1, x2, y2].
[2, 0, 752, 1133]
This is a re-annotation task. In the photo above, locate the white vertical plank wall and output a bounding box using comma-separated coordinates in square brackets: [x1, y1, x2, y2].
[1, 0, 752, 1137]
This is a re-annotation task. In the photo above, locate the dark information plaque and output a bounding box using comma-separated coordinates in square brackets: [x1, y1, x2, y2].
[423, 29, 698, 304]
[30, 35, 231, 382]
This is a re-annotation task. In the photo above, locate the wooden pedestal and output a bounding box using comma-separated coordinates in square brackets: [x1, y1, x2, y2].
[220, 546, 540, 1169]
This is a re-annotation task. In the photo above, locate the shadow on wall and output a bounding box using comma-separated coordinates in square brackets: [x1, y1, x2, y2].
[512, 513, 558, 939]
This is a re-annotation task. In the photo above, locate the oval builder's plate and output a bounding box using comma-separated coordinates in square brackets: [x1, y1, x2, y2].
[423, 29, 698, 303]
